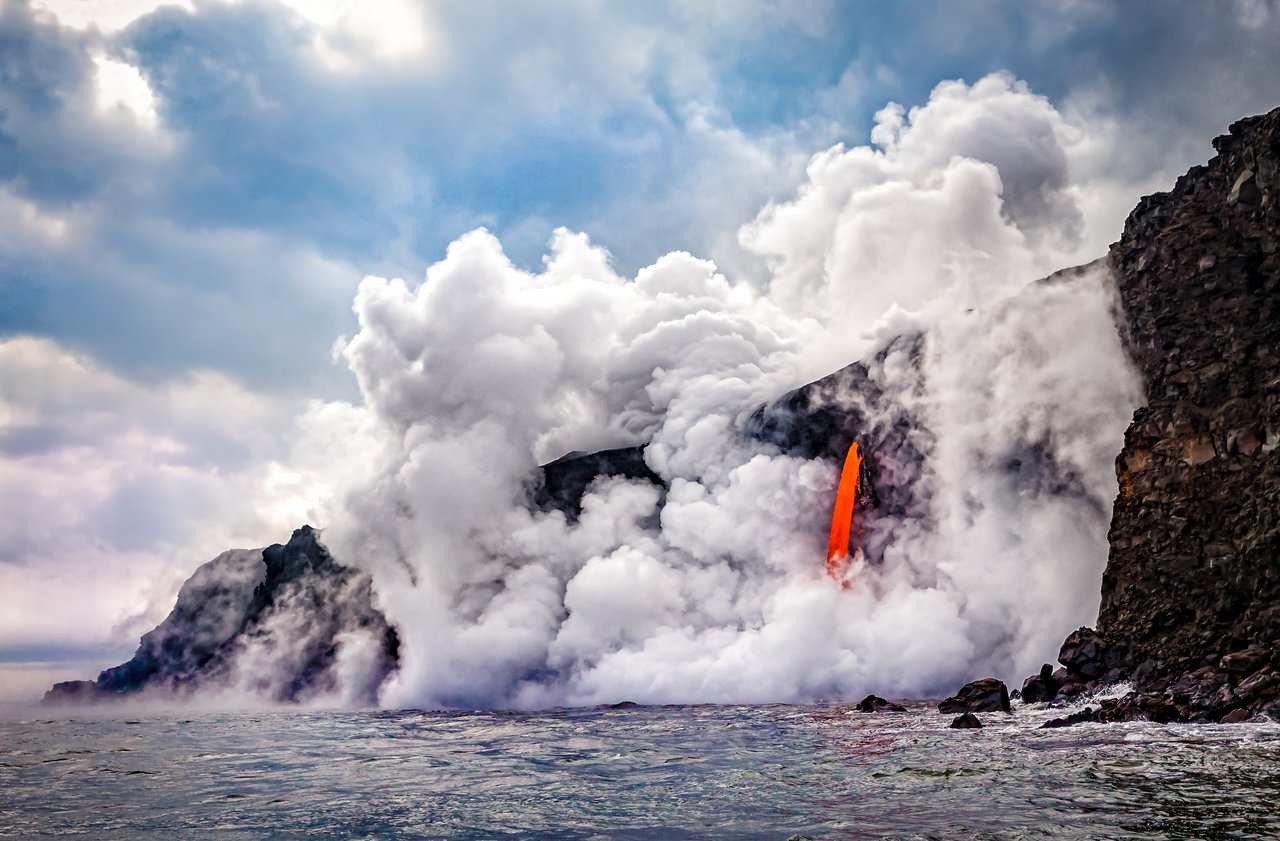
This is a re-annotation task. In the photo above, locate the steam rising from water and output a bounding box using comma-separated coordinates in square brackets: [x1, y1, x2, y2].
[110, 73, 1144, 708]
[256, 73, 1141, 709]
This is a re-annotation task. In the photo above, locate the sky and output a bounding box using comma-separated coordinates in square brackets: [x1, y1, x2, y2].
[2, 0, 1280, 705]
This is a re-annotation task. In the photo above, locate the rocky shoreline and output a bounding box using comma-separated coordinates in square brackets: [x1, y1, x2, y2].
[1027, 107, 1280, 726]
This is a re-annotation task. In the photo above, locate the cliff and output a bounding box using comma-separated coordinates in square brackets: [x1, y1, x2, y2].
[44, 526, 399, 706]
[1102, 109, 1280, 669]
[1026, 108, 1280, 723]
[1101, 108, 1280, 716]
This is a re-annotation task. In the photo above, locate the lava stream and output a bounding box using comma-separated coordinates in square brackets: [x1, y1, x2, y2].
[826, 442, 862, 580]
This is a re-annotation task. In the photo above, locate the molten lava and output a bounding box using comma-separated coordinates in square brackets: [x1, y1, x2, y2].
[826, 442, 862, 580]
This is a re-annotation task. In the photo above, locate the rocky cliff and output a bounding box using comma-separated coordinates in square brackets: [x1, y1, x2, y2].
[1025, 107, 1280, 723]
[44, 526, 400, 706]
[1103, 108, 1280, 669]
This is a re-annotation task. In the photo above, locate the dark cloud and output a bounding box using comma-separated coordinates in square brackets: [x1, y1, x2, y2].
[0, 2, 104, 201]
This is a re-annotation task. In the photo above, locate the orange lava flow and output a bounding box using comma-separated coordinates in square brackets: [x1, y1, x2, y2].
[826, 442, 862, 579]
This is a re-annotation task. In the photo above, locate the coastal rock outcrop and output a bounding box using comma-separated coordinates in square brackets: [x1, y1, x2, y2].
[1101, 107, 1280, 693]
[1024, 107, 1280, 724]
[44, 526, 399, 706]
[1019, 664, 1060, 704]
[937, 678, 1011, 714]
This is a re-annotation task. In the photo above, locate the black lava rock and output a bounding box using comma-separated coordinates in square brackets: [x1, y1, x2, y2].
[1020, 663, 1061, 704]
[1092, 107, 1280, 721]
[530, 446, 664, 521]
[938, 678, 1011, 714]
[856, 694, 907, 712]
[43, 526, 399, 706]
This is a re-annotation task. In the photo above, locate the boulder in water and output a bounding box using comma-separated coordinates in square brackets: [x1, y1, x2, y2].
[856, 694, 907, 712]
[1020, 663, 1061, 704]
[1058, 627, 1107, 679]
[938, 678, 1011, 714]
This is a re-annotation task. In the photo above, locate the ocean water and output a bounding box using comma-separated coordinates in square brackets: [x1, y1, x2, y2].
[3, 699, 1279, 840]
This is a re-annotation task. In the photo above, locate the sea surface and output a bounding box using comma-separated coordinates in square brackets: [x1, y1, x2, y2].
[3, 696, 1279, 840]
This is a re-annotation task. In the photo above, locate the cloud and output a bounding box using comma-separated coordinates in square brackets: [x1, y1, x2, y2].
[91, 52, 160, 127]
[6, 0, 1278, 399]
[0, 336, 311, 670]
[0, 1, 167, 203]
[740, 72, 1111, 379]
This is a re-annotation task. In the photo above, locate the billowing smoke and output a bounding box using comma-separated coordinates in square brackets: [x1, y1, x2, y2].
[213, 73, 1144, 708]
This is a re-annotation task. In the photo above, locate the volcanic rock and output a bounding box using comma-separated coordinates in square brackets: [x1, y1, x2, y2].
[949, 713, 982, 729]
[937, 678, 1011, 714]
[44, 526, 399, 706]
[1042, 707, 1099, 729]
[856, 694, 907, 713]
[1233, 669, 1280, 705]
[1043, 106, 1280, 723]
[1220, 647, 1272, 676]
[1019, 664, 1061, 704]
[1220, 708, 1253, 724]
[745, 337, 929, 566]
[530, 446, 664, 521]
[1057, 627, 1107, 679]
[527, 334, 931, 565]
[1042, 691, 1191, 728]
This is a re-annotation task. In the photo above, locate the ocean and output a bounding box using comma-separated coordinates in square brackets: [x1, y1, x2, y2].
[3, 698, 1279, 839]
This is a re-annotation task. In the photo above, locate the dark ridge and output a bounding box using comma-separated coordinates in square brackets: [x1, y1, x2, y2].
[529, 446, 664, 521]
[44, 526, 400, 706]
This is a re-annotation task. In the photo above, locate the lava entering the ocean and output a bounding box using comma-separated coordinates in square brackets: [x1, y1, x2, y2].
[826, 442, 862, 580]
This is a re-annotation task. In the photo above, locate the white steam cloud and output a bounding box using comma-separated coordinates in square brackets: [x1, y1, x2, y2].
[269, 72, 1145, 708]
[7, 73, 1142, 708]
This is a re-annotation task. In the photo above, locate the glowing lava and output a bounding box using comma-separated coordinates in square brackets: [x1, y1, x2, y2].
[826, 442, 862, 579]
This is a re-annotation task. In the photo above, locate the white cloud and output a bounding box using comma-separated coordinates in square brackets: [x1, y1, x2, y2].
[92, 53, 160, 128]
[741, 72, 1104, 379]
[37, 0, 437, 71]
[0, 188, 69, 245]
[0, 337, 309, 662]
[32, 0, 193, 31]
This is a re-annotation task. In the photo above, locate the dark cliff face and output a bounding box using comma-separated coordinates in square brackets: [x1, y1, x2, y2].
[1100, 108, 1280, 679]
[44, 526, 400, 706]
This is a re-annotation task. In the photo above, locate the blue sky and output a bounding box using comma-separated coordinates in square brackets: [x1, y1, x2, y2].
[2, 0, 1280, 701]
[3, 0, 1278, 393]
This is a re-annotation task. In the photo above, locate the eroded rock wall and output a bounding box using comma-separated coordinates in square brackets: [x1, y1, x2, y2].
[1100, 108, 1280, 685]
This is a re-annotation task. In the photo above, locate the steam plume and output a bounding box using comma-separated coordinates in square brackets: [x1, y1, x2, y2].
[237, 74, 1146, 707]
